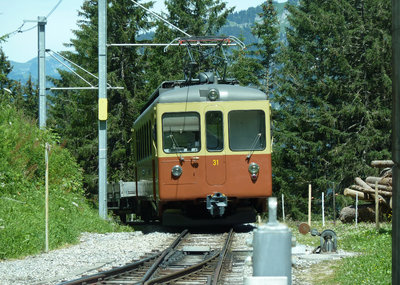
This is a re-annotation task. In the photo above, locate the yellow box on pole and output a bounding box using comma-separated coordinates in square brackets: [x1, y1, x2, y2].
[98, 98, 108, 120]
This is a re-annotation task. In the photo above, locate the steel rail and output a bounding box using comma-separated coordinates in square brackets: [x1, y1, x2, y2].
[58, 252, 162, 285]
[144, 228, 235, 285]
[208, 228, 234, 285]
[139, 229, 189, 284]
[143, 250, 220, 285]
[59, 229, 188, 285]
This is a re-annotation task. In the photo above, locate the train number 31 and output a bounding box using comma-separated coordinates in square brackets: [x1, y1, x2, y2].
[212, 159, 219, 166]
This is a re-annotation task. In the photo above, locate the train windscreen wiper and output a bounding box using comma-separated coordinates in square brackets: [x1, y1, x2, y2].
[246, 133, 261, 160]
[169, 134, 184, 161]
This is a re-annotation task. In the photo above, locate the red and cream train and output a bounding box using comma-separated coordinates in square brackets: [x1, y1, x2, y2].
[108, 72, 272, 226]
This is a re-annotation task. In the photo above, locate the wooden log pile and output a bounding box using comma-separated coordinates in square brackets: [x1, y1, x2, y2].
[343, 160, 393, 209]
[340, 160, 393, 223]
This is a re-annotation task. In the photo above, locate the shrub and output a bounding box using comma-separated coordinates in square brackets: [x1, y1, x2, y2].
[0, 105, 130, 259]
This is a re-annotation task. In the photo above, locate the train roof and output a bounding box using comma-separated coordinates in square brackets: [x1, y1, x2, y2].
[141, 74, 267, 113]
[135, 74, 268, 125]
[157, 83, 267, 103]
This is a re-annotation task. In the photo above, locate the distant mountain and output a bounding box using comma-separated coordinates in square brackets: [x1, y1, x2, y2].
[8, 56, 64, 84]
[8, 2, 290, 83]
[221, 1, 289, 45]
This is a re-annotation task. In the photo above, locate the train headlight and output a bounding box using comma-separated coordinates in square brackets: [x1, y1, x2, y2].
[208, 88, 219, 101]
[171, 165, 183, 177]
[249, 163, 260, 181]
[248, 163, 260, 175]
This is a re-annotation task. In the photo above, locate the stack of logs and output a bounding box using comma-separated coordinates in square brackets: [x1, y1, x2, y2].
[344, 160, 393, 209]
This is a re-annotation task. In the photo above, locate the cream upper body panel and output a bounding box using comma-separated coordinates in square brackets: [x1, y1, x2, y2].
[156, 100, 271, 158]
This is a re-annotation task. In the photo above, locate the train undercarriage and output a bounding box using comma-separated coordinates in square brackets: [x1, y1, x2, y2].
[107, 182, 266, 226]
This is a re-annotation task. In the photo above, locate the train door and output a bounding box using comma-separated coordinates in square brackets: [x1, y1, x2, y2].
[204, 106, 226, 185]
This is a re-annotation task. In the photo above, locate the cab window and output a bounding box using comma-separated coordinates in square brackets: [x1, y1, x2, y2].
[228, 110, 265, 151]
[206, 111, 223, 151]
[162, 112, 200, 153]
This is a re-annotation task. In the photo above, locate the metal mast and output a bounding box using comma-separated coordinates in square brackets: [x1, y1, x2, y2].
[38, 16, 47, 129]
[98, 0, 108, 219]
[392, 0, 400, 283]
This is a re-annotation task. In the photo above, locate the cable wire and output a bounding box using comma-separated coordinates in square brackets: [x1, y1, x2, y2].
[46, 0, 63, 18]
[1, 0, 63, 39]
[130, 0, 191, 37]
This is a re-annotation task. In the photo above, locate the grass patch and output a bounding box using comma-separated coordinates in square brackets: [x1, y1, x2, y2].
[0, 104, 131, 260]
[287, 220, 391, 284]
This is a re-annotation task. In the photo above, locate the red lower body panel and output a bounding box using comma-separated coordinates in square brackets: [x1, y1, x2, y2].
[158, 153, 272, 201]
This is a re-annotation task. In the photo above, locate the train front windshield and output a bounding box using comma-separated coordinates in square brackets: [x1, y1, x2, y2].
[161, 110, 266, 153]
[229, 110, 266, 151]
[162, 112, 200, 153]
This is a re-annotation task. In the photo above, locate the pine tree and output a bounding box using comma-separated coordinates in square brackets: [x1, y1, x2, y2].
[144, 0, 233, 92]
[49, 0, 154, 193]
[0, 47, 39, 122]
[228, 48, 262, 87]
[271, 0, 391, 218]
[0, 48, 14, 102]
[251, 0, 280, 94]
[21, 76, 39, 121]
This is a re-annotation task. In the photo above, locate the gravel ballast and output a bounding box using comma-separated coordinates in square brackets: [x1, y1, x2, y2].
[0, 231, 177, 285]
[0, 228, 351, 285]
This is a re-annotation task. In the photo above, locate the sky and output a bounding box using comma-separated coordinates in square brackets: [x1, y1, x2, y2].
[0, 0, 284, 63]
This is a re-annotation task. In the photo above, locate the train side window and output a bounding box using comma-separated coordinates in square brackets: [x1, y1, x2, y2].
[162, 112, 200, 153]
[140, 126, 144, 160]
[135, 129, 139, 161]
[153, 122, 157, 144]
[136, 128, 141, 161]
[228, 110, 266, 151]
[206, 111, 223, 151]
[145, 122, 149, 158]
[148, 122, 152, 156]
[139, 127, 143, 160]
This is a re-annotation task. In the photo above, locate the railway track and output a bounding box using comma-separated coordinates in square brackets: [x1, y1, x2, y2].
[60, 228, 250, 285]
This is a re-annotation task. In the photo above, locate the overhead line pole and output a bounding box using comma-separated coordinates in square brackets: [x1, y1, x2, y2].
[27, 16, 50, 253]
[392, 0, 400, 283]
[38, 16, 47, 129]
[98, 0, 108, 219]
[24, 16, 47, 127]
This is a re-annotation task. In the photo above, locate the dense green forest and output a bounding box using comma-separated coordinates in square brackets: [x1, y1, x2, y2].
[0, 0, 392, 219]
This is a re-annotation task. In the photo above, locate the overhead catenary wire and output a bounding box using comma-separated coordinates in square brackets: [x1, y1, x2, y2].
[108, 42, 239, 47]
[130, 0, 191, 37]
[0, 0, 63, 39]
[47, 49, 113, 87]
[46, 49, 123, 91]
[47, 50, 94, 87]
[111, 1, 246, 55]
[46, 0, 63, 18]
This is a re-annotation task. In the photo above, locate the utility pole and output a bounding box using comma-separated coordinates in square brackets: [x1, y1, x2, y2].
[28, 16, 50, 252]
[38, 16, 47, 129]
[98, 0, 108, 219]
[392, 0, 400, 283]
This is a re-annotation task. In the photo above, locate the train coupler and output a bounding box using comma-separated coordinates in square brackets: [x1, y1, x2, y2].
[206, 192, 227, 217]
